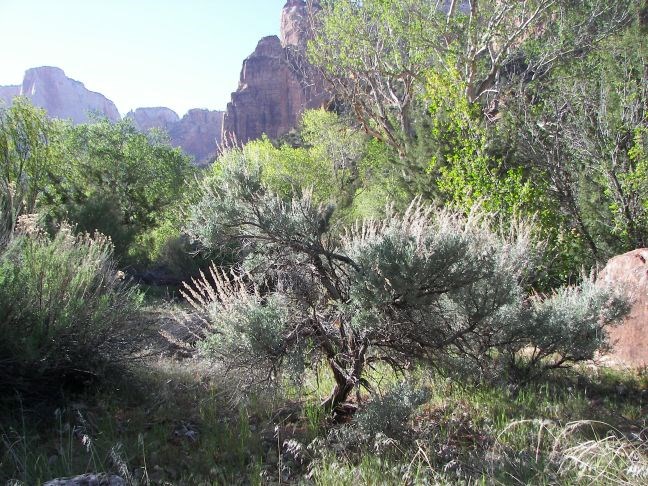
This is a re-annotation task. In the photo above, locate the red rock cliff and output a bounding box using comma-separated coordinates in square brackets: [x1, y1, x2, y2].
[222, 0, 327, 145]
[169, 109, 224, 167]
[126, 107, 180, 132]
[127, 107, 224, 166]
[0, 85, 20, 107]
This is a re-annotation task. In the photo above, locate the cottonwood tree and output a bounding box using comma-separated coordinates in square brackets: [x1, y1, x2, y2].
[507, 19, 647, 263]
[183, 150, 628, 412]
[308, 0, 635, 157]
[43, 117, 194, 262]
[0, 98, 53, 237]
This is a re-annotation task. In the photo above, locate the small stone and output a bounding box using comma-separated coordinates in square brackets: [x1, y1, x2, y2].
[43, 473, 125, 486]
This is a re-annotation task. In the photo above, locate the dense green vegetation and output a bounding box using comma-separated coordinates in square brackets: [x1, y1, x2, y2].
[1, 0, 647, 484]
[0, 98, 195, 268]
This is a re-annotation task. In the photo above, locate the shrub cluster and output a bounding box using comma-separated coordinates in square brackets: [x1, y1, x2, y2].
[0, 222, 143, 395]
[184, 154, 630, 412]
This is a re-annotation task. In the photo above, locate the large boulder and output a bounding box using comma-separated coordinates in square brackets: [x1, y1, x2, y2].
[598, 249, 648, 366]
[222, 0, 328, 145]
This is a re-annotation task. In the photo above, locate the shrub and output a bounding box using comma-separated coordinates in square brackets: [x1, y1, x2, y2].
[183, 268, 292, 384]
[499, 279, 631, 383]
[184, 152, 630, 413]
[355, 382, 429, 439]
[0, 223, 143, 395]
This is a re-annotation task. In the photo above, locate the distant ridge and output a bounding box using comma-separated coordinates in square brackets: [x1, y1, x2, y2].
[0, 66, 120, 123]
[0, 67, 223, 166]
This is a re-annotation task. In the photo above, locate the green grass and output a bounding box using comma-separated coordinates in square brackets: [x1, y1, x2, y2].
[1, 353, 646, 485]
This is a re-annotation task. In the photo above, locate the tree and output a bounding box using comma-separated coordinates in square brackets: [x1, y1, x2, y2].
[564, 25, 648, 253]
[43, 118, 194, 264]
[502, 17, 647, 272]
[308, 0, 635, 157]
[183, 151, 628, 412]
[0, 98, 53, 238]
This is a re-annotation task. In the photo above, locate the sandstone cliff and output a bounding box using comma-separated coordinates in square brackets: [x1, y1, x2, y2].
[127, 107, 223, 166]
[6, 67, 121, 123]
[169, 109, 224, 166]
[222, 0, 327, 144]
[281, 0, 315, 47]
[126, 107, 180, 132]
[0, 85, 20, 106]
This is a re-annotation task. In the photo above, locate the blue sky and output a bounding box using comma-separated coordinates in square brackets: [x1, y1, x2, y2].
[0, 0, 287, 116]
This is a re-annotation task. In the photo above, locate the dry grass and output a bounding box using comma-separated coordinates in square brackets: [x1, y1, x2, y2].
[553, 421, 648, 485]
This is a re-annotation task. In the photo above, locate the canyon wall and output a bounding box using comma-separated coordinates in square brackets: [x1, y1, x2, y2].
[126, 107, 180, 132]
[127, 107, 224, 166]
[169, 109, 224, 166]
[6, 67, 122, 123]
[0, 85, 20, 106]
[222, 0, 328, 144]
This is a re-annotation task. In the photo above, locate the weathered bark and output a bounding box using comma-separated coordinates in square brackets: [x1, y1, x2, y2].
[321, 359, 357, 411]
[320, 340, 368, 413]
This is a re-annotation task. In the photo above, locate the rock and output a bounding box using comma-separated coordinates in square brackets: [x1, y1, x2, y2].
[281, 0, 318, 47]
[6, 67, 121, 123]
[169, 109, 224, 166]
[126, 107, 180, 132]
[43, 473, 125, 486]
[598, 248, 648, 367]
[222, 0, 328, 145]
[0, 85, 20, 106]
[127, 107, 223, 166]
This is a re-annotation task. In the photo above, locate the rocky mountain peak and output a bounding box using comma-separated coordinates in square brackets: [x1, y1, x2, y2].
[249, 36, 284, 59]
[281, 0, 319, 48]
[126, 107, 180, 132]
[127, 107, 224, 166]
[223, 1, 328, 145]
[18, 66, 120, 123]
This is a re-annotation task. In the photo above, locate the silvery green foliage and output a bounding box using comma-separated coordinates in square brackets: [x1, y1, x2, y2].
[499, 277, 630, 381]
[530, 279, 628, 358]
[186, 150, 333, 267]
[0, 225, 142, 393]
[355, 381, 429, 439]
[184, 151, 630, 408]
[342, 205, 534, 365]
[182, 267, 310, 385]
[199, 295, 287, 372]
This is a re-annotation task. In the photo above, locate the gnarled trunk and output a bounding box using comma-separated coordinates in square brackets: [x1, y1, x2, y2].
[321, 341, 368, 413]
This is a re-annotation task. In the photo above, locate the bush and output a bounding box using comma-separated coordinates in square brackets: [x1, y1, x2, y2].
[184, 268, 291, 383]
[355, 382, 429, 439]
[184, 152, 630, 413]
[0, 223, 143, 395]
